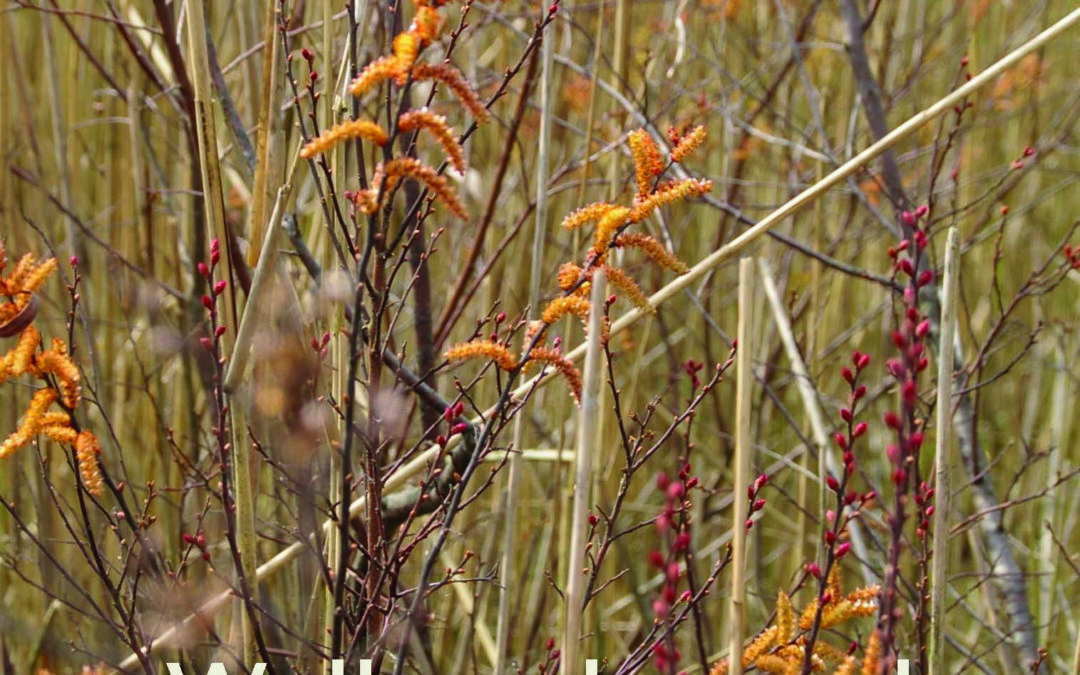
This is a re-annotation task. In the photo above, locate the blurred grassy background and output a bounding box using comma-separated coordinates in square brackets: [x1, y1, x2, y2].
[2, 0, 1079, 672]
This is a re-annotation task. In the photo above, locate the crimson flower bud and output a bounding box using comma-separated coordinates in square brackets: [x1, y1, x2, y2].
[755, 473, 769, 491]
[195, 533, 206, 548]
[807, 563, 822, 579]
[183, 533, 196, 544]
[495, 312, 507, 324]
[899, 258, 915, 276]
[834, 432, 847, 450]
[753, 498, 766, 512]
[857, 353, 871, 370]
[893, 468, 907, 485]
[214, 325, 226, 337]
[840, 407, 852, 422]
[450, 422, 467, 436]
[657, 473, 671, 491]
[301, 47, 314, 61]
[820, 592, 833, 605]
[892, 331, 907, 349]
[909, 432, 925, 449]
[844, 491, 857, 505]
[826, 475, 840, 493]
[841, 366, 854, 384]
[914, 230, 928, 251]
[745, 518, 755, 531]
[901, 211, 917, 227]
[674, 531, 691, 551]
[199, 337, 214, 351]
[197, 261, 210, 277]
[436, 434, 447, 447]
[884, 411, 901, 429]
[916, 320, 931, 338]
[685, 476, 699, 490]
[213, 280, 227, 296]
[918, 270, 933, 286]
[648, 550, 665, 568]
[915, 204, 929, 218]
[546, 638, 555, 651]
[825, 530, 836, 545]
[70, 255, 79, 267]
[587, 513, 598, 526]
[853, 422, 868, 438]
[835, 542, 851, 559]
[926, 505, 935, 517]
[201, 294, 214, 310]
[853, 385, 866, 401]
[667, 483, 684, 500]
[902, 380, 917, 405]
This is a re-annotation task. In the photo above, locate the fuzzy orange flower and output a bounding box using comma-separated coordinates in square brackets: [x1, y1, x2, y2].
[629, 129, 664, 197]
[445, 341, 518, 371]
[411, 63, 489, 123]
[671, 125, 706, 162]
[300, 119, 389, 159]
[399, 108, 466, 174]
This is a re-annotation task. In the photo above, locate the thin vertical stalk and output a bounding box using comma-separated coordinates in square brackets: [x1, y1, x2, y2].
[929, 227, 959, 675]
[495, 18, 554, 672]
[184, 0, 254, 664]
[245, 0, 280, 266]
[728, 258, 753, 674]
[563, 270, 607, 675]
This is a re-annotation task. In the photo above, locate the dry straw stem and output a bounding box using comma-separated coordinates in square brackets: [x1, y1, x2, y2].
[757, 259, 872, 584]
[727, 257, 753, 674]
[562, 270, 607, 673]
[928, 227, 959, 675]
[120, 9, 1080, 667]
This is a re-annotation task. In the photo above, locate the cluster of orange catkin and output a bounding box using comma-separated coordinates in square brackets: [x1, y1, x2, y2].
[708, 568, 880, 675]
[0, 240, 102, 495]
[298, 0, 484, 221]
[445, 125, 711, 404]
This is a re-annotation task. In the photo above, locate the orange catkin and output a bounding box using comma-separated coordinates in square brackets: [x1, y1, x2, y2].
[300, 120, 389, 159]
[445, 341, 518, 371]
[399, 108, 466, 174]
[75, 431, 104, 496]
[383, 157, 468, 219]
[411, 63, 489, 123]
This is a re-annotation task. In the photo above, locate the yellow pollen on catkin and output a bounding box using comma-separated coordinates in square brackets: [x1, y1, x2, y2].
[860, 630, 881, 675]
[557, 262, 585, 291]
[559, 202, 619, 231]
[412, 6, 443, 43]
[383, 157, 468, 219]
[612, 233, 689, 274]
[399, 108, 466, 174]
[777, 591, 795, 642]
[350, 56, 406, 96]
[632, 178, 713, 222]
[0, 388, 57, 460]
[541, 295, 591, 326]
[8, 325, 41, 378]
[671, 125, 706, 162]
[411, 63, 489, 123]
[2, 253, 38, 295]
[19, 257, 57, 296]
[527, 347, 582, 404]
[603, 265, 652, 312]
[445, 341, 518, 371]
[393, 31, 421, 70]
[300, 120, 389, 159]
[592, 206, 631, 255]
[75, 430, 104, 496]
[835, 655, 857, 675]
[35, 344, 82, 408]
[628, 129, 664, 197]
